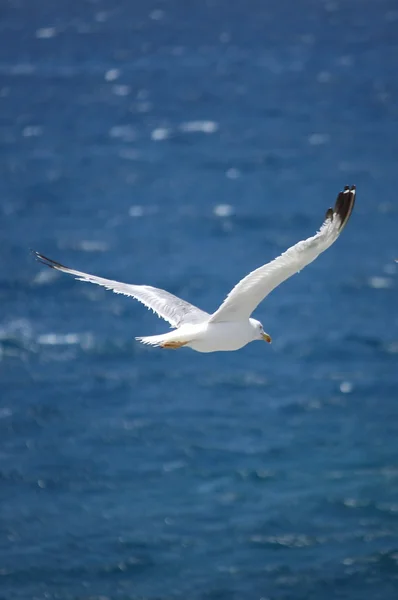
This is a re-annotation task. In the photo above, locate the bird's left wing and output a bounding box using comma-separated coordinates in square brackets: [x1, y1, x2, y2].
[210, 185, 356, 323]
[33, 252, 209, 328]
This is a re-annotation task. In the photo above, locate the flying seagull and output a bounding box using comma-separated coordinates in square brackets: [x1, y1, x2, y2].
[34, 185, 355, 353]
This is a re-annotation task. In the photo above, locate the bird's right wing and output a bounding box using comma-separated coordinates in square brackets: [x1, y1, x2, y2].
[210, 185, 356, 323]
[33, 253, 209, 328]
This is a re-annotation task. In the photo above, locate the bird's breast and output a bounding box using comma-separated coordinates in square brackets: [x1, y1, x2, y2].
[187, 321, 252, 353]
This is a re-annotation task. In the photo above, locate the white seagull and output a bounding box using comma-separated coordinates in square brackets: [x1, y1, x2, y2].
[34, 185, 355, 353]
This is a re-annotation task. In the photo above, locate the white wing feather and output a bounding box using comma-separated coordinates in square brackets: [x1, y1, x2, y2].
[210, 186, 356, 323]
[33, 253, 209, 328]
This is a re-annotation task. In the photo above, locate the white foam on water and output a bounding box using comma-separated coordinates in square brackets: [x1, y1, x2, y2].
[368, 276, 392, 289]
[179, 120, 218, 134]
[23, 126, 43, 137]
[105, 68, 120, 81]
[109, 125, 136, 141]
[129, 205, 144, 217]
[33, 269, 59, 285]
[213, 204, 234, 218]
[151, 127, 170, 141]
[36, 27, 57, 39]
[226, 168, 240, 179]
[37, 332, 95, 349]
[112, 84, 130, 97]
[340, 381, 353, 394]
[308, 133, 330, 145]
[77, 240, 109, 252]
[0, 319, 33, 341]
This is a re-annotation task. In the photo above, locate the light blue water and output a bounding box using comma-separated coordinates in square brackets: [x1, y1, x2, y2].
[1, 1, 398, 598]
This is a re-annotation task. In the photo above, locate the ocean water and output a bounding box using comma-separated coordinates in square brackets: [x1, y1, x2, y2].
[1, 1, 398, 598]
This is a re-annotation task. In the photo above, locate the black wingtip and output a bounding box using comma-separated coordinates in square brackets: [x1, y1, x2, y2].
[31, 250, 66, 270]
[334, 185, 356, 232]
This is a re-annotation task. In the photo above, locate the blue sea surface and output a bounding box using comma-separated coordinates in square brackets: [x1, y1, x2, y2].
[1, 1, 398, 598]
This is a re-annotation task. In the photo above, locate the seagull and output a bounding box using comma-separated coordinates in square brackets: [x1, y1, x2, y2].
[33, 185, 355, 353]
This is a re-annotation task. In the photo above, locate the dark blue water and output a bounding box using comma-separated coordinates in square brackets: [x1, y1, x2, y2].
[1, 1, 398, 598]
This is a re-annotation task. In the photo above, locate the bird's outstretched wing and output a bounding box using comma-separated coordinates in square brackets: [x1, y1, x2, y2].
[210, 185, 356, 323]
[33, 252, 209, 328]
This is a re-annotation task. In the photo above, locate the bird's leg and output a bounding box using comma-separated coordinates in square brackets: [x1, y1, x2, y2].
[160, 340, 189, 349]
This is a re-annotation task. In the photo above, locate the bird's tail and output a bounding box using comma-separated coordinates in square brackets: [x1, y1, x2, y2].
[135, 329, 192, 349]
[135, 333, 169, 347]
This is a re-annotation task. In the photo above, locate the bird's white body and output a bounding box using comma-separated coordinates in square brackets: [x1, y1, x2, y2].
[188, 321, 257, 353]
[34, 185, 356, 354]
[139, 319, 261, 353]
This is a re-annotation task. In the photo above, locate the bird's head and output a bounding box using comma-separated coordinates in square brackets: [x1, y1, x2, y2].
[250, 318, 272, 344]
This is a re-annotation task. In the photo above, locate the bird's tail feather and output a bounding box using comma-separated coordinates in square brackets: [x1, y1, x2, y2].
[136, 329, 192, 348]
[135, 333, 169, 347]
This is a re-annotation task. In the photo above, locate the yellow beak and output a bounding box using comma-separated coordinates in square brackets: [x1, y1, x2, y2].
[262, 332, 272, 343]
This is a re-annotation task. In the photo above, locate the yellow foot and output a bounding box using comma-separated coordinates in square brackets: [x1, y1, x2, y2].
[160, 340, 189, 350]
